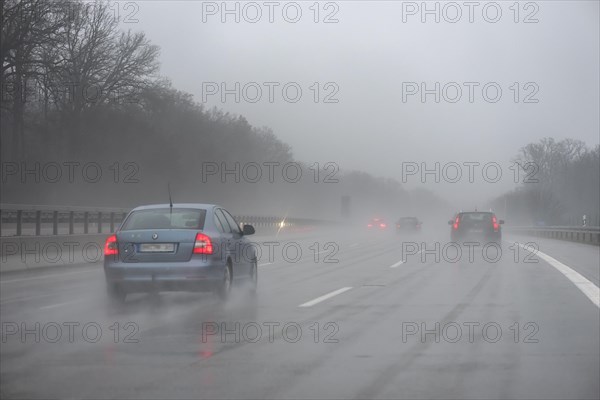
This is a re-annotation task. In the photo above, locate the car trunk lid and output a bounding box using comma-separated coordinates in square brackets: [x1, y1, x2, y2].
[116, 230, 198, 263]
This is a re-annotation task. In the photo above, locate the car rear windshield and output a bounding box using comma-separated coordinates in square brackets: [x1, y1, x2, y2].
[459, 213, 493, 224]
[121, 208, 206, 230]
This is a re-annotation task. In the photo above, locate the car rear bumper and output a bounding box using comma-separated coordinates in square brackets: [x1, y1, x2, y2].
[104, 259, 224, 293]
[451, 231, 502, 242]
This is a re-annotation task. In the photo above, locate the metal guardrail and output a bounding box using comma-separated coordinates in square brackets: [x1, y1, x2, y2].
[0, 204, 337, 237]
[0, 205, 130, 236]
[508, 226, 600, 245]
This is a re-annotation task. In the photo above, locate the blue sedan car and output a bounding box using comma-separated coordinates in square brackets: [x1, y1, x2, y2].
[104, 204, 257, 303]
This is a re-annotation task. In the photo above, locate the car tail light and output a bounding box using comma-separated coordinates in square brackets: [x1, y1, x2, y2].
[492, 216, 499, 231]
[367, 224, 373, 228]
[193, 233, 213, 254]
[104, 234, 118, 256]
[453, 216, 460, 230]
[380, 223, 386, 228]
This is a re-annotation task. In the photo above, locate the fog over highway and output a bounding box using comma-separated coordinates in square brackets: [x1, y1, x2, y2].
[1, 1, 599, 399]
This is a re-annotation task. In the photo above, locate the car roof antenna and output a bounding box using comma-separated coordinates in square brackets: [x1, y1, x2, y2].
[168, 183, 173, 226]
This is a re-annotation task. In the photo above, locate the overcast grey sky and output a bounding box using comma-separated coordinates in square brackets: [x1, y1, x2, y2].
[127, 1, 599, 206]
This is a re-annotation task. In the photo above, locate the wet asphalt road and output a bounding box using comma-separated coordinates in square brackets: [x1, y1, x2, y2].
[1, 227, 599, 399]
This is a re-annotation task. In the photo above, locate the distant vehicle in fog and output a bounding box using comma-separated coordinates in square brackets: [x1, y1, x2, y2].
[396, 217, 422, 233]
[449, 211, 503, 244]
[367, 218, 387, 229]
[103, 204, 257, 303]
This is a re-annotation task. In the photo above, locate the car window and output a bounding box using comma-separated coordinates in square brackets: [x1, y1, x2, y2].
[221, 209, 242, 234]
[460, 213, 493, 223]
[213, 211, 227, 233]
[121, 208, 206, 230]
[214, 209, 232, 234]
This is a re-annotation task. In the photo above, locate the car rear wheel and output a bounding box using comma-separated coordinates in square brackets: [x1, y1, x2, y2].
[217, 264, 232, 300]
[249, 259, 258, 294]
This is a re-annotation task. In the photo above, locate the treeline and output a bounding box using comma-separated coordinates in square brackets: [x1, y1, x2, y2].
[3, 1, 595, 225]
[1, 0, 447, 220]
[490, 138, 600, 226]
[1, 0, 160, 157]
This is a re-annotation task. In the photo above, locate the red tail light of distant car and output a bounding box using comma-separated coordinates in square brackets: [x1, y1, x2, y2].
[453, 216, 460, 230]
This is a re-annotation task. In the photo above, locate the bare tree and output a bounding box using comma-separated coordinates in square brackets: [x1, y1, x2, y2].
[1, 0, 66, 158]
[497, 138, 599, 225]
[44, 1, 159, 120]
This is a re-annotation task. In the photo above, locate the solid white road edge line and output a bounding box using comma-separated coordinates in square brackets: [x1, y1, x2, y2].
[299, 287, 353, 307]
[515, 242, 599, 308]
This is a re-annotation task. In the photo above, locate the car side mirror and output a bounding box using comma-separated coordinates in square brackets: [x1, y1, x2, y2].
[499, 220, 505, 225]
[242, 224, 255, 235]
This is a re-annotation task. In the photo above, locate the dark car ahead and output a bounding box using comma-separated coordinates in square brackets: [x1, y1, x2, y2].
[104, 204, 257, 303]
[449, 211, 504, 243]
[396, 217, 422, 233]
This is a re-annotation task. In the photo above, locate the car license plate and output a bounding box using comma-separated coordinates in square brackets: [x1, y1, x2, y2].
[139, 243, 175, 252]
